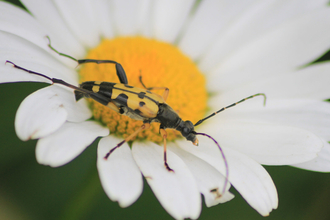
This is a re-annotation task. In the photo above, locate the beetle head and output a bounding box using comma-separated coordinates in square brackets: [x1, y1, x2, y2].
[177, 120, 199, 146]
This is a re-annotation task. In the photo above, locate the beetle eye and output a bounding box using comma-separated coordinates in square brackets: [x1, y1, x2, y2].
[183, 127, 190, 135]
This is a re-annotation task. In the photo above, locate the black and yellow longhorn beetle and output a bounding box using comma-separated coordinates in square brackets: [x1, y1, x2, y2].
[6, 37, 266, 195]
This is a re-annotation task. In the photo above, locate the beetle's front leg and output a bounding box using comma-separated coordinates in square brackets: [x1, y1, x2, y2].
[104, 123, 151, 160]
[160, 126, 174, 172]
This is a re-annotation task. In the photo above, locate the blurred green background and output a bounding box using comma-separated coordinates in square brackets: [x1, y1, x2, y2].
[1, 1, 330, 219]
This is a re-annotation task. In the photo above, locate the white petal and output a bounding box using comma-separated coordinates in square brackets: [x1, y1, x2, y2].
[178, 0, 256, 60]
[213, 62, 330, 101]
[202, 121, 323, 165]
[20, 0, 86, 58]
[208, 7, 330, 92]
[111, 0, 151, 36]
[294, 140, 330, 172]
[97, 136, 143, 207]
[51, 85, 92, 123]
[14, 84, 90, 138]
[36, 121, 109, 167]
[225, 148, 278, 216]
[270, 63, 330, 100]
[0, 2, 76, 67]
[0, 2, 50, 53]
[214, 98, 330, 140]
[132, 142, 201, 220]
[199, 0, 329, 72]
[0, 31, 77, 84]
[15, 86, 68, 141]
[91, 0, 115, 38]
[52, 0, 100, 48]
[168, 143, 234, 207]
[151, 0, 195, 43]
[177, 140, 277, 216]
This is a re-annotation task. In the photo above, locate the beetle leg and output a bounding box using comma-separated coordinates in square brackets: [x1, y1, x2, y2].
[104, 123, 151, 160]
[139, 75, 169, 101]
[46, 36, 128, 84]
[78, 59, 128, 84]
[159, 88, 169, 102]
[160, 127, 174, 172]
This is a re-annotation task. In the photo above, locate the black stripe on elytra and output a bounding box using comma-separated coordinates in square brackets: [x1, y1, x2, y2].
[79, 81, 160, 105]
[100, 82, 117, 87]
[78, 81, 115, 104]
[113, 93, 129, 106]
[81, 81, 117, 99]
[89, 92, 113, 106]
[97, 87, 113, 99]
[79, 83, 94, 91]
[113, 86, 160, 105]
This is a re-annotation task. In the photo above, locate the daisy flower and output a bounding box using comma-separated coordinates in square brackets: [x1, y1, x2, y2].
[1, 0, 330, 219]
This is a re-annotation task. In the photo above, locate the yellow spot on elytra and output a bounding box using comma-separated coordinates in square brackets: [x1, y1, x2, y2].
[92, 86, 100, 93]
[79, 37, 207, 143]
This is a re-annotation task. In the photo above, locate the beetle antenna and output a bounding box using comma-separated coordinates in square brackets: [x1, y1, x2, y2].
[194, 93, 266, 126]
[194, 132, 229, 195]
[5, 60, 92, 95]
[46, 36, 78, 62]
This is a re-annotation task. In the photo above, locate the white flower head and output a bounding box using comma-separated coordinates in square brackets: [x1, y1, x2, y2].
[1, 0, 330, 219]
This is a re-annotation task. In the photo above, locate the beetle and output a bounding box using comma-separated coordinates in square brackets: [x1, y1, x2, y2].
[5, 37, 266, 195]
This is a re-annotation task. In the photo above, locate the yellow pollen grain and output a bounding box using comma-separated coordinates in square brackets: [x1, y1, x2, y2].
[79, 37, 207, 143]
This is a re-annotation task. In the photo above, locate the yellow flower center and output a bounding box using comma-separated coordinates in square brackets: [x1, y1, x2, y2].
[79, 37, 207, 143]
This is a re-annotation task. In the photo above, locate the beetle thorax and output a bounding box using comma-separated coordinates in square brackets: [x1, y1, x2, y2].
[156, 104, 182, 129]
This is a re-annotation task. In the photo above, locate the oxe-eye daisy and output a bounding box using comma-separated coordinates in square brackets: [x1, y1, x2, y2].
[1, 0, 330, 219]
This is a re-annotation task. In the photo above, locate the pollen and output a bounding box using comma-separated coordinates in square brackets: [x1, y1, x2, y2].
[79, 37, 207, 143]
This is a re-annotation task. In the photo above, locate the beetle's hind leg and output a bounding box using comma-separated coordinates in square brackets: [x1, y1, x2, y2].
[46, 36, 128, 84]
[139, 75, 169, 101]
[104, 123, 151, 160]
[160, 127, 174, 172]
